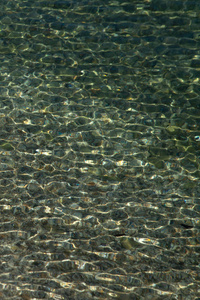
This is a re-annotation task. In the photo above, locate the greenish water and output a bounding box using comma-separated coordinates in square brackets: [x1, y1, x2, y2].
[0, 0, 200, 299]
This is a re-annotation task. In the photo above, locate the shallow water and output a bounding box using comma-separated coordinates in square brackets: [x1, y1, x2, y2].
[0, 0, 200, 299]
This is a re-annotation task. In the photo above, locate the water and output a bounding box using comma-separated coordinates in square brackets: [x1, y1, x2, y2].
[0, 0, 200, 299]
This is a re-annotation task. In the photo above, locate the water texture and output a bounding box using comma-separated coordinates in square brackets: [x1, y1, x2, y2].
[0, 0, 200, 299]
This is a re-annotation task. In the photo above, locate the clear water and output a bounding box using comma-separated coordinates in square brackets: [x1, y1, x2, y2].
[0, 0, 200, 299]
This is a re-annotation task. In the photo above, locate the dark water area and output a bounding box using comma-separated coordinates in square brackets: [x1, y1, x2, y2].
[0, 0, 200, 299]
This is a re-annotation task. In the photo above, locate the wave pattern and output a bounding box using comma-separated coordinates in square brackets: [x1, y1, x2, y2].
[0, 0, 200, 299]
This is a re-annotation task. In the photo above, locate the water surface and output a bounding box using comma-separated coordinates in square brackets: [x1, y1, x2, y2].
[0, 0, 200, 299]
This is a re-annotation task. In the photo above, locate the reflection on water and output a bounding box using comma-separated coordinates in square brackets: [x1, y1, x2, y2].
[0, 0, 200, 299]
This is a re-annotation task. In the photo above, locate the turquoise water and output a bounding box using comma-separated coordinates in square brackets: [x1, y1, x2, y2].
[0, 0, 200, 299]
